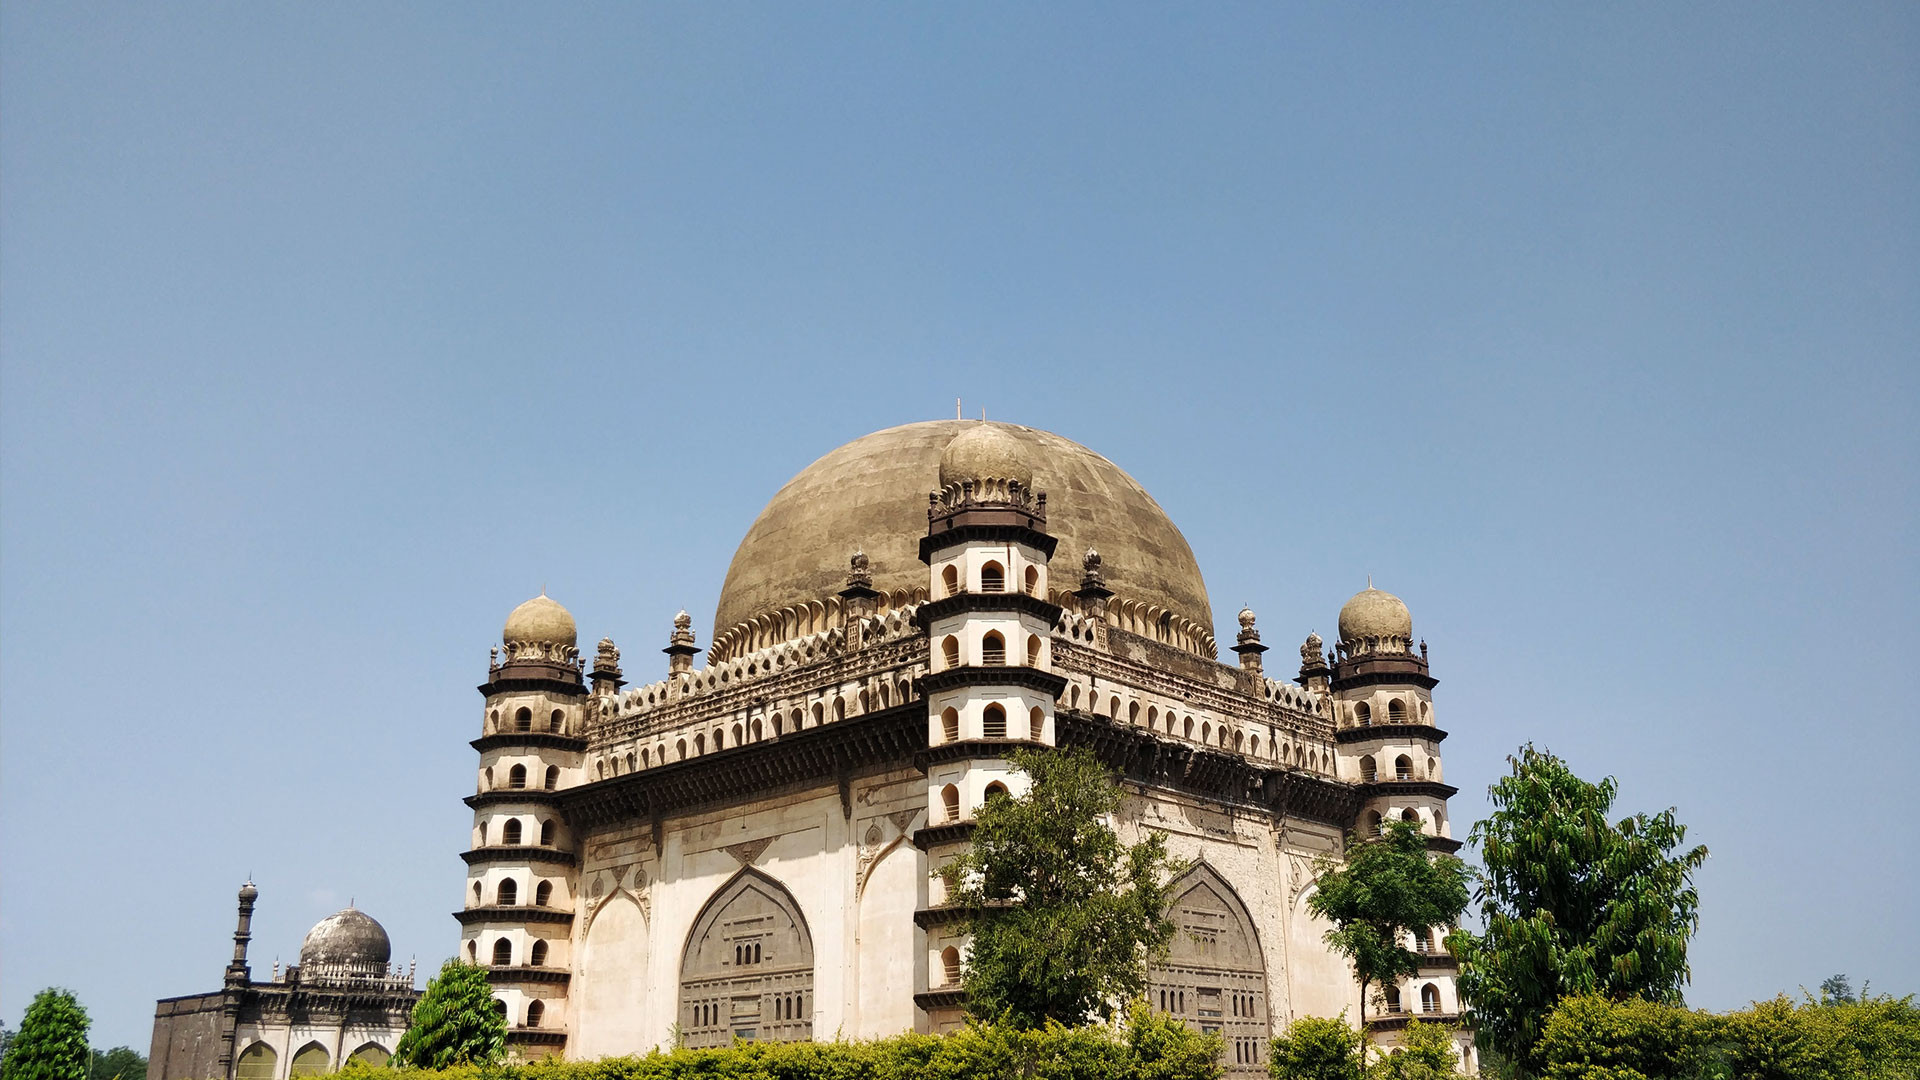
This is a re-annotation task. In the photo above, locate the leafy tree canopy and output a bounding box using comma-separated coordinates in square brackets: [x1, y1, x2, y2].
[85, 1048, 145, 1080]
[393, 961, 506, 1069]
[945, 746, 1184, 1029]
[1369, 1020, 1466, 1080]
[1308, 820, 1470, 1030]
[1450, 745, 1708, 1076]
[1268, 1015, 1365, 1080]
[2, 989, 90, 1080]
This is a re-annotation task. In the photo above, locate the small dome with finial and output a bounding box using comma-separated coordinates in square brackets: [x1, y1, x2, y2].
[238, 879, 258, 902]
[299, 907, 391, 967]
[1238, 606, 1257, 629]
[938, 423, 1033, 489]
[1338, 585, 1412, 644]
[504, 593, 576, 647]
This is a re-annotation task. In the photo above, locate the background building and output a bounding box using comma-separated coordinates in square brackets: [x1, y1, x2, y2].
[148, 885, 418, 1080]
[459, 420, 1470, 1073]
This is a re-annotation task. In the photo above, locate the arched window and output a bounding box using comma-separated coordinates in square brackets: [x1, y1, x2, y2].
[289, 1043, 330, 1078]
[1069, 684, 1081, 708]
[1129, 701, 1141, 725]
[550, 709, 565, 733]
[1354, 702, 1372, 726]
[1383, 983, 1403, 1013]
[472, 881, 482, 904]
[694, 733, 706, 755]
[1029, 706, 1045, 739]
[1184, 717, 1194, 739]
[502, 819, 523, 845]
[1428, 756, 1438, 779]
[941, 708, 960, 743]
[1147, 706, 1159, 729]
[1421, 984, 1441, 1013]
[236, 1045, 276, 1080]
[980, 561, 1005, 592]
[942, 784, 961, 822]
[942, 946, 962, 986]
[467, 939, 478, 962]
[732, 722, 744, 744]
[942, 564, 961, 596]
[347, 1044, 389, 1069]
[530, 939, 549, 966]
[508, 764, 527, 790]
[1026, 635, 1043, 666]
[676, 738, 688, 761]
[1395, 755, 1414, 780]
[1402, 808, 1422, 826]
[526, 1000, 544, 1027]
[832, 697, 846, 722]
[544, 765, 559, 790]
[984, 781, 1009, 802]
[982, 704, 1007, 739]
[1360, 756, 1378, 783]
[497, 879, 518, 906]
[1366, 810, 1383, 836]
[1108, 695, 1121, 718]
[539, 820, 555, 846]
[1388, 699, 1407, 723]
[626, 750, 636, 772]
[492, 938, 512, 966]
[679, 869, 814, 1048]
[1249, 734, 1260, 756]
[981, 631, 1005, 665]
[1024, 566, 1040, 595]
[514, 708, 532, 733]
[535, 880, 553, 907]
[1200, 722, 1211, 745]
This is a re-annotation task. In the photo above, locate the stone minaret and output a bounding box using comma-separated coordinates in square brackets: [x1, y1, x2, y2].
[914, 425, 1067, 1023]
[1327, 585, 1463, 1025]
[467, 594, 587, 1052]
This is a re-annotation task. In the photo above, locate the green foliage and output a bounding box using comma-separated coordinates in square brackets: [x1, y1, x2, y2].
[1267, 1015, 1363, 1080]
[945, 747, 1185, 1028]
[1821, 976, 1857, 1005]
[1536, 996, 1717, 1080]
[84, 1048, 145, 1080]
[1307, 820, 1470, 1029]
[1450, 745, 1708, 1075]
[342, 1007, 1221, 1080]
[2, 989, 91, 1080]
[1369, 1021, 1464, 1080]
[1534, 992, 1920, 1080]
[393, 961, 507, 1069]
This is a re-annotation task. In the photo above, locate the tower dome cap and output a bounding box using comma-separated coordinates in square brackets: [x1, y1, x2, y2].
[1338, 586, 1412, 644]
[299, 907, 391, 967]
[503, 593, 576, 648]
[938, 422, 1033, 489]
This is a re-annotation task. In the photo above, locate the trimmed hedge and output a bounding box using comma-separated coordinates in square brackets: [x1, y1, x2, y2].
[342, 1008, 1223, 1080]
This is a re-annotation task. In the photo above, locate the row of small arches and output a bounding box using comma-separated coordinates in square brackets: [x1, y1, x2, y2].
[1382, 983, 1445, 1015]
[595, 678, 917, 779]
[938, 704, 1038, 743]
[938, 780, 1009, 823]
[1363, 808, 1443, 835]
[1062, 686, 1332, 773]
[482, 763, 560, 792]
[477, 817, 557, 848]
[939, 560, 1041, 596]
[1357, 754, 1438, 783]
[938, 632, 1041, 669]
[471, 877, 556, 908]
[470, 935, 551, 969]
[1352, 697, 1430, 726]
[235, 1041, 387, 1078]
[488, 706, 566, 735]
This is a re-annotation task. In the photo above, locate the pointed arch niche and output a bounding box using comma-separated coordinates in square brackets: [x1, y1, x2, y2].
[572, 892, 649, 1060]
[1147, 863, 1270, 1077]
[678, 869, 814, 1048]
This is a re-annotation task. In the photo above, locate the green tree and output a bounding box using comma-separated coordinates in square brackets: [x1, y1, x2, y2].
[1534, 995, 1718, 1080]
[392, 961, 505, 1068]
[1369, 1020, 1466, 1080]
[2, 989, 90, 1080]
[84, 1048, 144, 1080]
[1308, 820, 1470, 1034]
[1450, 745, 1708, 1077]
[945, 746, 1184, 1028]
[1268, 1014, 1364, 1080]
[1820, 975, 1856, 1005]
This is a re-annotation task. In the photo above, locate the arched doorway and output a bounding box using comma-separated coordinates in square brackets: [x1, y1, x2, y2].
[678, 869, 814, 1048]
[1148, 863, 1270, 1076]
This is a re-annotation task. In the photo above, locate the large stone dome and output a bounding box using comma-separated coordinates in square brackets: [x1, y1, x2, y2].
[1338, 586, 1413, 644]
[299, 907, 391, 968]
[504, 594, 576, 648]
[712, 421, 1214, 661]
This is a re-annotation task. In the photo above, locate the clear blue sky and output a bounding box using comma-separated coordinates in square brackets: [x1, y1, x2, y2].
[3, 3, 1914, 1050]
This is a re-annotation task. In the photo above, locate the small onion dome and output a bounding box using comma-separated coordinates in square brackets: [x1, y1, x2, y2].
[1237, 607, 1257, 629]
[503, 593, 576, 648]
[1338, 586, 1412, 644]
[938, 423, 1033, 490]
[238, 880, 258, 902]
[299, 907, 392, 967]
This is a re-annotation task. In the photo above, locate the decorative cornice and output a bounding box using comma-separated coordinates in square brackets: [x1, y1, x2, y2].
[464, 790, 564, 810]
[1414, 953, 1460, 971]
[913, 822, 977, 850]
[919, 523, 1059, 563]
[452, 906, 575, 926]
[505, 1028, 569, 1045]
[918, 739, 1031, 768]
[470, 733, 588, 754]
[559, 701, 927, 831]
[918, 667, 1069, 696]
[1329, 661, 1438, 692]
[1358, 780, 1459, 801]
[914, 593, 1063, 627]
[913, 905, 970, 929]
[1334, 724, 1449, 746]
[478, 669, 587, 699]
[1427, 835, 1464, 855]
[459, 846, 579, 868]
[1367, 1013, 1461, 1033]
[487, 968, 571, 987]
[913, 989, 966, 1010]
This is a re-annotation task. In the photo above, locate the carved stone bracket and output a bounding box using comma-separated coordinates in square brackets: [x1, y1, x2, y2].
[725, 836, 774, 869]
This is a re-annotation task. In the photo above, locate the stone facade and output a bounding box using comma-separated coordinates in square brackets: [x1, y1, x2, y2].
[459, 421, 1472, 1074]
